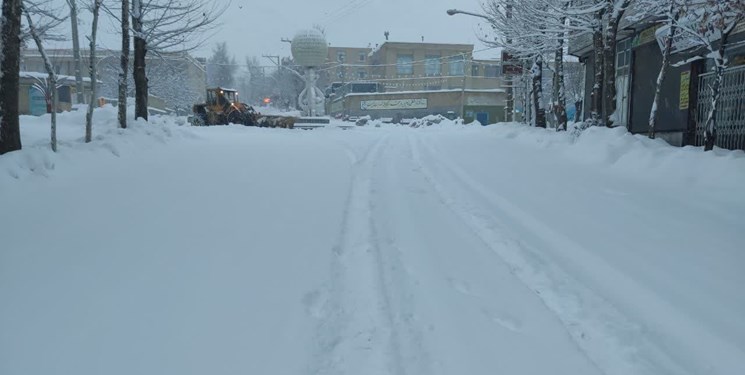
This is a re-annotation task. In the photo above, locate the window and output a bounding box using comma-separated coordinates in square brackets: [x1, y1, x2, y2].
[472, 65, 480, 77]
[485, 65, 500, 77]
[357, 69, 367, 79]
[359, 52, 366, 62]
[425, 55, 440, 76]
[57, 86, 71, 103]
[616, 39, 631, 69]
[397, 54, 414, 75]
[337, 51, 346, 63]
[449, 55, 465, 76]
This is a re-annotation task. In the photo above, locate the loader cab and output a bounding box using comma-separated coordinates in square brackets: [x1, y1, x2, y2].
[206, 88, 239, 108]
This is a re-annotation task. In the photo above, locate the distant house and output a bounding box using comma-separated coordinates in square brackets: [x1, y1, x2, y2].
[21, 48, 207, 115]
[569, 6, 745, 149]
[18, 71, 94, 115]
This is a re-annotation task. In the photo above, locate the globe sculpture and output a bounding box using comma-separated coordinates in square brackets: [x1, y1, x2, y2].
[291, 30, 328, 117]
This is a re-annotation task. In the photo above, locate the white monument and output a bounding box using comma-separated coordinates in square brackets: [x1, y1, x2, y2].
[291, 29, 328, 117]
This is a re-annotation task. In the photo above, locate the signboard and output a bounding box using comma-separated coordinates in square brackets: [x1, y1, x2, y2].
[361, 98, 427, 110]
[466, 95, 499, 106]
[679, 71, 690, 110]
[632, 25, 661, 48]
[29, 87, 47, 116]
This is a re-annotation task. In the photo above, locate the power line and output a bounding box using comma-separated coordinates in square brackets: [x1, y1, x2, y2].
[204, 53, 500, 70]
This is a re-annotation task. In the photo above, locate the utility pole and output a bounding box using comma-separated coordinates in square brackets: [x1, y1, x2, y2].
[461, 53, 467, 121]
[262, 54, 280, 68]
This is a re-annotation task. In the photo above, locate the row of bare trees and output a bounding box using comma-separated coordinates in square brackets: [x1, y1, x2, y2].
[0, 0, 225, 155]
[481, 0, 743, 150]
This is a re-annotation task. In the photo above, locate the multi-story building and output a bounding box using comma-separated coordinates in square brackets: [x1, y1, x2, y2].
[326, 41, 506, 124]
[318, 46, 373, 91]
[20, 48, 207, 115]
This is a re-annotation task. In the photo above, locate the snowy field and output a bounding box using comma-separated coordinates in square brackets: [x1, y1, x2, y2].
[2, 107, 744, 375]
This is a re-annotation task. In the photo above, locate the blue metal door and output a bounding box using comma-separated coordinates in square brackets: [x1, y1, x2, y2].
[476, 112, 489, 125]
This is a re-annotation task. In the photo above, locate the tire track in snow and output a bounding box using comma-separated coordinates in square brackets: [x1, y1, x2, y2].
[307, 134, 404, 375]
[407, 134, 692, 375]
[367, 135, 434, 375]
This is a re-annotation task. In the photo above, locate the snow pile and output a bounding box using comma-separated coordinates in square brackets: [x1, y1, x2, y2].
[253, 105, 302, 117]
[484, 122, 745, 189]
[1, 105, 194, 182]
[408, 115, 468, 128]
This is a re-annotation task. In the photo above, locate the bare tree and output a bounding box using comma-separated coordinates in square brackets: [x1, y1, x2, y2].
[65, 0, 84, 104]
[22, 0, 66, 152]
[131, 0, 227, 121]
[601, 0, 633, 127]
[482, 0, 563, 127]
[0, 0, 24, 155]
[631, 0, 684, 138]
[119, 0, 129, 129]
[208, 42, 236, 88]
[85, 0, 102, 143]
[131, 0, 146, 120]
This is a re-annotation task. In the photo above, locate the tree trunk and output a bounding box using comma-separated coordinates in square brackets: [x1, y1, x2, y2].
[119, 0, 130, 129]
[524, 72, 532, 125]
[649, 6, 679, 139]
[86, 0, 102, 143]
[68, 0, 85, 105]
[553, 34, 568, 131]
[132, 0, 148, 121]
[591, 24, 604, 125]
[0, 0, 23, 155]
[23, 4, 59, 151]
[703, 30, 732, 151]
[602, 18, 618, 127]
[602, 0, 631, 127]
[532, 55, 545, 128]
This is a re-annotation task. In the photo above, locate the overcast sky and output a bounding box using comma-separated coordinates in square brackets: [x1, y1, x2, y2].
[45, 0, 495, 65]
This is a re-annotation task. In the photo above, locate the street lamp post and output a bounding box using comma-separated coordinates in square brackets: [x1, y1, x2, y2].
[446, 9, 489, 20]
[447, 7, 514, 123]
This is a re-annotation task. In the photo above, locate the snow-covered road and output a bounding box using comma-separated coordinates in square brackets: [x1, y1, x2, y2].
[2, 118, 744, 375]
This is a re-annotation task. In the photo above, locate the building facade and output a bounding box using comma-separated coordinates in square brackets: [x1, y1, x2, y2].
[570, 7, 745, 149]
[21, 48, 207, 115]
[326, 41, 506, 124]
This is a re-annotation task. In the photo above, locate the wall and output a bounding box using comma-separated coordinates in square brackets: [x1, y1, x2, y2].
[336, 90, 504, 122]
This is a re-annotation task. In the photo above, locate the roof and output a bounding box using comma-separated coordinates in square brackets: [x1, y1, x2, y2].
[376, 41, 474, 50]
[345, 88, 505, 97]
[20, 71, 99, 83]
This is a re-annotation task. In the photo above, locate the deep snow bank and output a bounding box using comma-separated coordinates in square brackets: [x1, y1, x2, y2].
[0, 106, 194, 182]
[466, 123, 745, 190]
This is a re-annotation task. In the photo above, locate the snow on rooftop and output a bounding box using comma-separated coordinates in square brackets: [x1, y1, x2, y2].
[20, 71, 98, 83]
[344, 88, 506, 97]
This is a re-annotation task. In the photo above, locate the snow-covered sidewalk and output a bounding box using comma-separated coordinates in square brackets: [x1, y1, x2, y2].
[1, 112, 744, 375]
